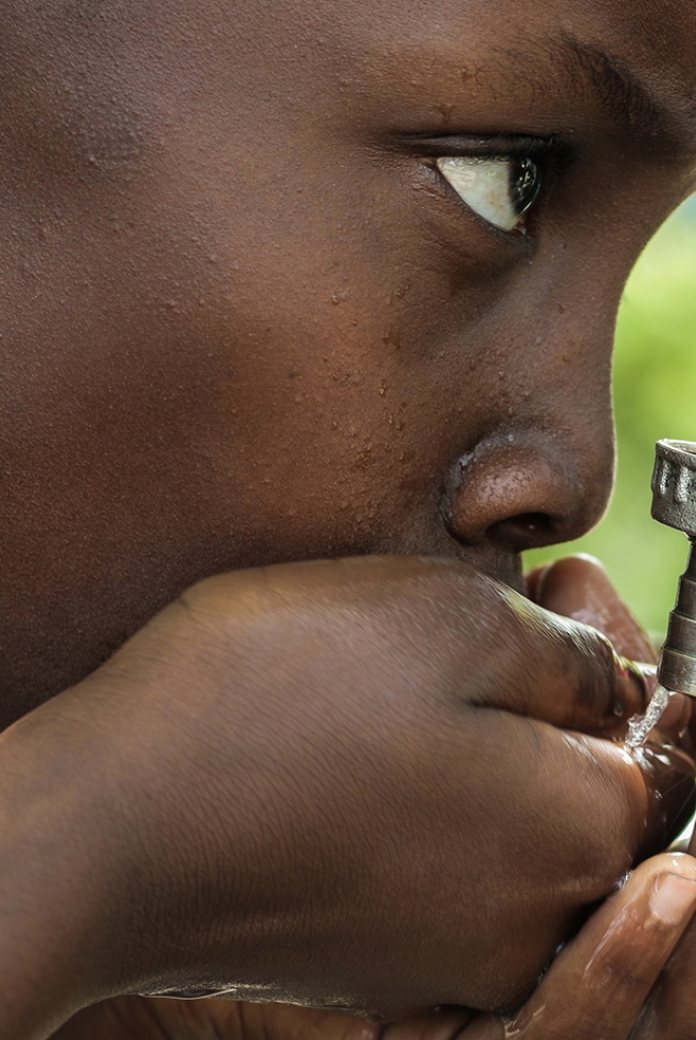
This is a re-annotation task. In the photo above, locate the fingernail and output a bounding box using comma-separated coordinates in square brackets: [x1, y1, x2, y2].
[650, 871, 696, 924]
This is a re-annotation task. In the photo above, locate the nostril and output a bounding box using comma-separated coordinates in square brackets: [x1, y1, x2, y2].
[496, 512, 555, 545]
[442, 435, 609, 554]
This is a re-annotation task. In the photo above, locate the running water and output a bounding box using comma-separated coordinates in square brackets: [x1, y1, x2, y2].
[626, 683, 674, 748]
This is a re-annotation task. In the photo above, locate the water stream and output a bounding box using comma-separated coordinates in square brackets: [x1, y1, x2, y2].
[626, 683, 673, 748]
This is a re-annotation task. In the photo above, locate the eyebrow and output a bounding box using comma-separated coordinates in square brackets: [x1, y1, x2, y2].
[554, 32, 696, 153]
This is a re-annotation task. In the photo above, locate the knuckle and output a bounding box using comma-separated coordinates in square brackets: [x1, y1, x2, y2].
[176, 573, 234, 616]
[567, 621, 617, 719]
[589, 931, 662, 998]
[602, 958, 655, 995]
[578, 623, 616, 684]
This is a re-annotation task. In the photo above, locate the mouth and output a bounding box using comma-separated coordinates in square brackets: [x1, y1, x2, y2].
[462, 545, 527, 595]
[376, 522, 528, 594]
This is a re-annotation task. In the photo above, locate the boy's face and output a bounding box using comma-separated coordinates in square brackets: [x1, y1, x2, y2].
[1, 0, 695, 723]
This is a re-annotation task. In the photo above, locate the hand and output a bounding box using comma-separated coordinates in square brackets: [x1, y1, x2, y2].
[52, 996, 476, 1040]
[520, 555, 696, 1039]
[1, 556, 693, 1039]
[528, 554, 693, 745]
[427, 555, 696, 1040]
[52, 852, 696, 1040]
[527, 553, 657, 664]
[609, 807, 696, 1039]
[460, 851, 696, 1040]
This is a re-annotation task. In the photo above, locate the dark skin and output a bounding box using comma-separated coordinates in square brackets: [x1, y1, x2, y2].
[5, 0, 696, 722]
[2, 555, 694, 1040]
[7, 556, 693, 1040]
[1, 0, 696, 1037]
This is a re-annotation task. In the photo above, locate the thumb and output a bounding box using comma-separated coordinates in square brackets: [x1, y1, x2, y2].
[529, 554, 655, 662]
[460, 853, 696, 1040]
[528, 555, 692, 741]
[476, 575, 645, 734]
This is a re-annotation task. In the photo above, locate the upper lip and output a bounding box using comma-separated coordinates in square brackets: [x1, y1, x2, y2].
[381, 530, 527, 594]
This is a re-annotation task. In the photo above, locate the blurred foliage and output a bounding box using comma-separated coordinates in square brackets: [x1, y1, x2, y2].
[528, 199, 696, 638]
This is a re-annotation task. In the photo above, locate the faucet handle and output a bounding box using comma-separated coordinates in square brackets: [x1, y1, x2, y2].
[652, 439, 696, 538]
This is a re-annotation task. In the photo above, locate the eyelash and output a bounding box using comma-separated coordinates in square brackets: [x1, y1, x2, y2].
[411, 133, 571, 237]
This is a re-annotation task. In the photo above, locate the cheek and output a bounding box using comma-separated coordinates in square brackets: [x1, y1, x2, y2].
[0, 149, 486, 724]
[199, 143, 532, 555]
[0, 143, 476, 597]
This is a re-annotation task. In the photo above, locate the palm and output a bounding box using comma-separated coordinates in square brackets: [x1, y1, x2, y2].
[53, 997, 474, 1040]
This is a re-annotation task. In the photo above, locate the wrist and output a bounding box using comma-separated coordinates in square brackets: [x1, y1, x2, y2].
[0, 705, 123, 1038]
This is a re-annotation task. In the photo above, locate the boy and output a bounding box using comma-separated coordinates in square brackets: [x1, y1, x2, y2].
[2, 0, 696, 1036]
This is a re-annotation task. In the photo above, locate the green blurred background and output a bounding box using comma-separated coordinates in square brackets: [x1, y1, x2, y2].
[528, 198, 696, 639]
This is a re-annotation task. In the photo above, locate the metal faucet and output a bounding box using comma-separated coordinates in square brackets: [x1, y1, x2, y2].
[651, 439, 696, 699]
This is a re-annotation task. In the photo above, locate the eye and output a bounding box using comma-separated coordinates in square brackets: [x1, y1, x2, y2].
[436, 156, 542, 233]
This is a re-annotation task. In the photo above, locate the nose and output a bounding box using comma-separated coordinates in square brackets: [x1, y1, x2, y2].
[442, 432, 614, 553]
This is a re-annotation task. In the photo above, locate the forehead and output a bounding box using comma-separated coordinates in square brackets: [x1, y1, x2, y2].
[5, 0, 696, 157]
[298, 0, 696, 153]
[7, 0, 696, 86]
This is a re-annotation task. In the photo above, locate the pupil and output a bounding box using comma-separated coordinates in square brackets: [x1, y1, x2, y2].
[510, 158, 540, 216]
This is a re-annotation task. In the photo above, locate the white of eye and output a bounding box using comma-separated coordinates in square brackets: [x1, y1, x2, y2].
[436, 156, 541, 233]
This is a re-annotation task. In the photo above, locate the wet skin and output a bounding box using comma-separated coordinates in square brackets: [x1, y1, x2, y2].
[2, 0, 696, 1037]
